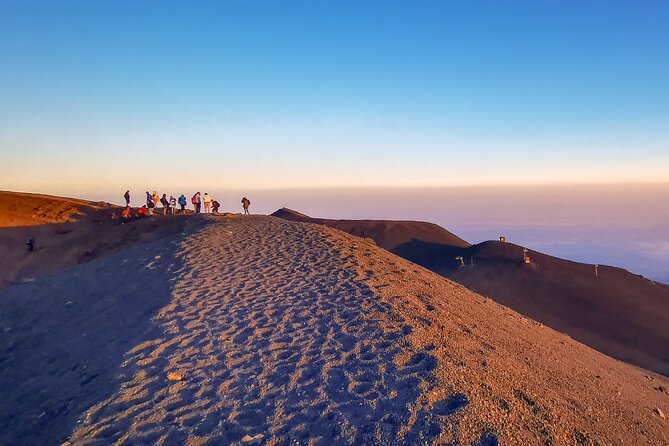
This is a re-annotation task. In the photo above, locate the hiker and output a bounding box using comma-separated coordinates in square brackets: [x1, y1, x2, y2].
[160, 193, 169, 215]
[145, 191, 152, 207]
[192, 192, 201, 213]
[124, 190, 130, 206]
[26, 237, 35, 252]
[203, 193, 212, 213]
[138, 205, 150, 217]
[152, 191, 160, 208]
[212, 200, 220, 213]
[241, 197, 251, 215]
[169, 195, 177, 214]
[147, 197, 155, 216]
[121, 206, 131, 219]
[179, 194, 187, 211]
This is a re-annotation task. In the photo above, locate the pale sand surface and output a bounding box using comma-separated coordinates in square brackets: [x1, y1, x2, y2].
[1, 216, 667, 445]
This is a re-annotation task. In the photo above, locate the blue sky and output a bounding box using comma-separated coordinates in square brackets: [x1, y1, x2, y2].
[1, 0, 668, 193]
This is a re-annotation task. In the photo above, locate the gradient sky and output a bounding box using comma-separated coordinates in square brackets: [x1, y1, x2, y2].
[1, 0, 668, 194]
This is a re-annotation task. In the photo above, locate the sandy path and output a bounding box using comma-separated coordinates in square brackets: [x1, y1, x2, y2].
[68, 216, 487, 445]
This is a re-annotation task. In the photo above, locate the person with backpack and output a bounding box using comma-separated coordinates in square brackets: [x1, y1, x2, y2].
[212, 199, 220, 213]
[203, 193, 212, 213]
[179, 194, 187, 212]
[147, 197, 155, 216]
[169, 195, 177, 214]
[152, 191, 160, 208]
[124, 190, 130, 207]
[160, 194, 169, 215]
[192, 192, 202, 213]
[241, 197, 251, 215]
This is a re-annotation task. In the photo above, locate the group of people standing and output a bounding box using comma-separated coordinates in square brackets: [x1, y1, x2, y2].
[122, 190, 251, 216]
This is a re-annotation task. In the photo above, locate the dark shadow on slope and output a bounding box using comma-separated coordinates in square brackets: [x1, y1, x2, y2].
[398, 239, 669, 376]
[0, 213, 201, 288]
[0, 219, 205, 445]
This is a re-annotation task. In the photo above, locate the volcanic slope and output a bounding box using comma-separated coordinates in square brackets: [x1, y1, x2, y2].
[1, 216, 667, 445]
[272, 209, 669, 377]
[429, 240, 669, 377]
[0, 191, 105, 228]
[0, 191, 200, 287]
[271, 208, 470, 252]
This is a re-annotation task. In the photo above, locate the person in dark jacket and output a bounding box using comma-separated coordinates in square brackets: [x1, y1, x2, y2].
[124, 190, 130, 206]
[160, 194, 169, 215]
[26, 237, 35, 252]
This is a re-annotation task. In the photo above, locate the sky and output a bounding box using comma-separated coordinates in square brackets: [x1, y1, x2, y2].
[1, 0, 668, 193]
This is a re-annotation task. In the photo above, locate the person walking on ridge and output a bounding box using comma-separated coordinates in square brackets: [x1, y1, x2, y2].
[192, 192, 202, 213]
[203, 193, 212, 213]
[145, 191, 152, 207]
[169, 195, 176, 214]
[179, 194, 187, 212]
[124, 190, 130, 207]
[241, 197, 251, 215]
[160, 194, 169, 215]
[152, 191, 160, 208]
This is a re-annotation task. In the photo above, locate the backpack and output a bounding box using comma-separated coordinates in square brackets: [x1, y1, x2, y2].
[192, 196, 197, 204]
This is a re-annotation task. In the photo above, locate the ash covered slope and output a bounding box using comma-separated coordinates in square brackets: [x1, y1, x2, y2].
[408, 238, 669, 377]
[271, 207, 470, 251]
[1, 215, 666, 445]
[0, 191, 200, 287]
[0, 191, 106, 227]
[273, 209, 669, 376]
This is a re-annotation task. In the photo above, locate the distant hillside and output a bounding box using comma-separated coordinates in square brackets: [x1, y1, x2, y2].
[271, 208, 470, 251]
[273, 209, 669, 376]
[0, 191, 106, 227]
[434, 240, 669, 376]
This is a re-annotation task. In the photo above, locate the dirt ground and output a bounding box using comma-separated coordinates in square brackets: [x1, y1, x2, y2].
[1, 216, 666, 445]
